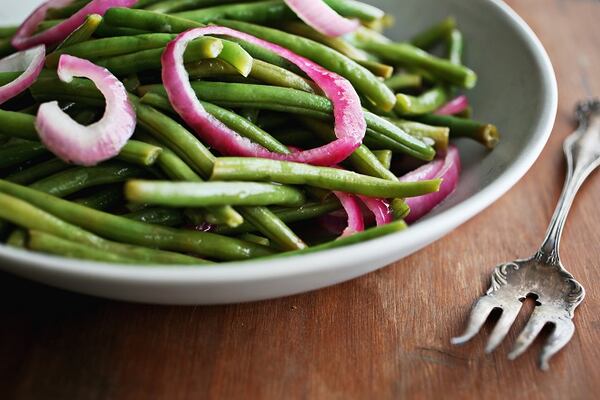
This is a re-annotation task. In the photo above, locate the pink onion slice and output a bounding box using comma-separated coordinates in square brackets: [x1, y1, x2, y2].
[36, 55, 136, 166]
[333, 191, 365, 237]
[435, 95, 469, 116]
[357, 196, 392, 226]
[162, 26, 366, 167]
[284, 0, 361, 37]
[0, 45, 45, 105]
[399, 146, 461, 223]
[12, 0, 138, 50]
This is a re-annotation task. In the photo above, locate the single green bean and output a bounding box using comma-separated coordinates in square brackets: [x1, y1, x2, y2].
[148, 0, 237, 13]
[411, 17, 456, 50]
[93, 24, 149, 37]
[354, 39, 477, 89]
[0, 26, 17, 39]
[124, 207, 185, 227]
[0, 110, 39, 141]
[126, 181, 307, 208]
[388, 118, 449, 152]
[94, 36, 224, 76]
[73, 185, 124, 210]
[6, 229, 27, 248]
[118, 140, 163, 166]
[385, 73, 422, 91]
[27, 230, 150, 264]
[415, 114, 500, 149]
[0, 142, 48, 169]
[372, 150, 392, 170]
[46, 33, 177, 67]
[216, 200, 340, 235]
[104, 7, 203, 33]
[447, 29, 464, 65]
[0, 180, 274, 261]
[237, 206, 306, 251]
[30, 162, 146, 198]
[395, 86, 449, 116]
[5, 158, 70, 185]
[0, 191, 207, 264]
[212, 158, 441, 198]
[237, 233, 270, 247]
[54, 14, 102, 51]
[217, 19, 397, 111]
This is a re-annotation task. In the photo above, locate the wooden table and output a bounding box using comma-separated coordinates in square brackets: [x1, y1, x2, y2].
[2, 1, 600, 398]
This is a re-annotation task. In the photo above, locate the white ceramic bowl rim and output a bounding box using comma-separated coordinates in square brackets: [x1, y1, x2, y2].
[0, 0, 557, 286]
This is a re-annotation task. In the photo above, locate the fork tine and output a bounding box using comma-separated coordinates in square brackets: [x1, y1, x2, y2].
[485, 301, 522, 353]
[507, 309, 547, 360]
[539, 319, 575, 371]
[451, 297, 498, 345]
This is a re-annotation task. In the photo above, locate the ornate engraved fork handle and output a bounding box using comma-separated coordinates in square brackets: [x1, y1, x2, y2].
[538, 100, 600, 264]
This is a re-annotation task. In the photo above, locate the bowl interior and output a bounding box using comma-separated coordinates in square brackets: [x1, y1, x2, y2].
[0, 0, 557, 304]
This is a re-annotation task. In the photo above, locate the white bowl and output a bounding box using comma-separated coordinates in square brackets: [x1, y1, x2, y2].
[0, 0, 557, 304]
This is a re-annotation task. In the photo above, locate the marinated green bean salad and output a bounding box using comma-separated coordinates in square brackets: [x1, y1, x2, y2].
[0, 0, 499, 265]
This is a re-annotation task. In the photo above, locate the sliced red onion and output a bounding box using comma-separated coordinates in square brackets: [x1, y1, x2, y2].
[162, 26, 366, 167]
[400, 145, 461, 223]
[36, 55, 136, 166]
[0, 45, 45, 105]
[12, 0, 138, 50]
[284, 0, 360, 37]
[435, 95, 469, 115]
[333, 191, 365, 237]
[357, 196, 392, 226]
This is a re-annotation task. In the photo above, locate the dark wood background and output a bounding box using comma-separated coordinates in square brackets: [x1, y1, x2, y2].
[2, 1, 600, 398]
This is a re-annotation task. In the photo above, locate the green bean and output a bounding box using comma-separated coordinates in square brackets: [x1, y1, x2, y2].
[415, 114, 500, 149]
[46, 33, 177, 67]
[104, 7, 203, 33]
[187, 58, 316, 93]
[73, 185, 124, 210]
[0, 191, 207, 264]
[93, 24, 149, 37]
[6, 229, 27, 248]
[54, 14, 102, 51]
[94, 36, 223, 76]
[279, 220, 408, 257]
[216, 200, 341, 235]
[0, 38, 15, 58]
[353, 37, 477, 89]
[0, 142, 48, 169]
[134, 0, 165, 8]
[0, 180, 274, 261]
[0, 110, 39, 141]
[124, 207, 185, 227]
[217, 19, 397, 111]
[126, 181, 307, 208]
[395, 86, 449, 116]
[140, 92, 290, 154]
[30, 162, 146, 198]
[322, 0, 384, 22]
[140, 82, 434, 160]
[46, 0, 90, 19]
[5, 158, 70, 185]
[118, 140, 163, 166]
[212, 158, 441, 198]
[237, 233, 270, 247]
[387, 118, 449, 152]
[411, 17, 456, 50]
[176, 1, 296, 24]
[148, 0, 236, 13]
[447, 29, 464, 65]
[355, 59, 394, 79]
[0, 26, 17, 39]
[27, 230, 150, 264]
[385, 73, 422, 91]
[372, 150, 392, 170]
[237, 206, 306, 251]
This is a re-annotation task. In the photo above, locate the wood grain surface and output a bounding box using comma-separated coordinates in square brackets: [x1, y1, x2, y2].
[1, 1, 600, 399]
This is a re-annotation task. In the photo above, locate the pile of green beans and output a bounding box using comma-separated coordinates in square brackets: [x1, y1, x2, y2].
[0, 0, 500, 264]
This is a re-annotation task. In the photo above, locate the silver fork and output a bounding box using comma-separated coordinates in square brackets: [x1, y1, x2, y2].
[451, 100, 600, 370]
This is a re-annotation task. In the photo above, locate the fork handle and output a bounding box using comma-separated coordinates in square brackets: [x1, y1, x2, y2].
[539, 100, 600, 263]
